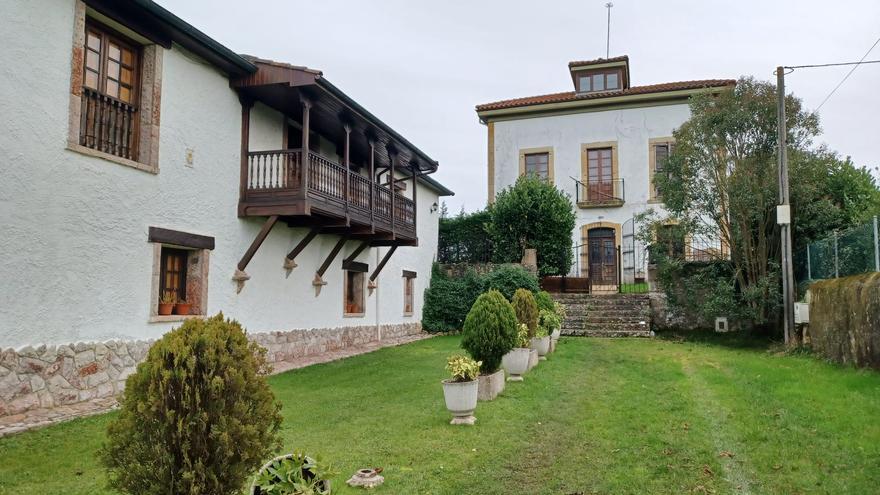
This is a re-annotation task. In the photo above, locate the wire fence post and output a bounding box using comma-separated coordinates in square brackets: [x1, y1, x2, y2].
[833, 231, 839, 278]
[806, 245, 812, 280]
[874, 215, 879, 272]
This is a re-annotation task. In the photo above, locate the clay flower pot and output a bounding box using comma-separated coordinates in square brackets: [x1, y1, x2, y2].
[157, 303, 174, 316]
[442, 379, 478, 425]
[173, 302, 192, 315]
[502, 348, 531, 381]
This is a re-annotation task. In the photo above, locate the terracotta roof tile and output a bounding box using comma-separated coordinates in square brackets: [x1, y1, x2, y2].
[475, 79, 736, 112]
[568, 55, 629, 67]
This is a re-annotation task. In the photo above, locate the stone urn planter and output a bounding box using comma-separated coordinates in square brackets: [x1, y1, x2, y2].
[550, 329, 561, 352]
[531, 336, 551, 361]
[442, 379, 479, 425]
[502, 348, 531, 381]
[477, 369, 505, 400]
[527, 348, 539, 370]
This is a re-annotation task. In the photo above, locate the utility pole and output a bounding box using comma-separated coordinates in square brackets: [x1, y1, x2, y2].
[776, 66, 795, 345]
[605, 2, 613, 59]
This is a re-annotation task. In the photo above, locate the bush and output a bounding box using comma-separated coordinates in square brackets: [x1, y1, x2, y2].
[511, 288, 539, 337]
[101, 314, 283, 495]
[422, 265, 485, 332]
[461, 290, 518, 374]
[483, 265, 539, 301]
[534, 290, 555, 313]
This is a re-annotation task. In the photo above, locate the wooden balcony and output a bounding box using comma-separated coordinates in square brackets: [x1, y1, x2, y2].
[239, 149, 416, 242]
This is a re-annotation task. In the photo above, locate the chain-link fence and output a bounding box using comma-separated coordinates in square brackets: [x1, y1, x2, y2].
[795, 216, 880, 290]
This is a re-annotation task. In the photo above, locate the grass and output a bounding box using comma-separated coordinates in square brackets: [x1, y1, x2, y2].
[1, 335, 879, 494]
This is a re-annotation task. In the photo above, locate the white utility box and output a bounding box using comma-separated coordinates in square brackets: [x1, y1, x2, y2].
[715, 317, 729, 333]
[794, 302, 810, 324]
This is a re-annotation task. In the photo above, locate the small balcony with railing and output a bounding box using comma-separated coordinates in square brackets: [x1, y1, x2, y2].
[572, 177, 625, 208]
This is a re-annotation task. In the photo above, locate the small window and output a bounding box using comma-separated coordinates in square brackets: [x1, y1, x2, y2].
[524, 152, 550, 181]
[592, 73, 605, 91]
[606, 72, 619, 90]
[344, 270, 365, 316]
[578, 75, 591, 92]
[403, 271, 416, 316]
[160, 247, 188, 304]
[651, 142, 673, 200]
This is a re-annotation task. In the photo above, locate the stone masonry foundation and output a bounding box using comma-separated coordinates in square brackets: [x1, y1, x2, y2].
[0, 322, 422, 419]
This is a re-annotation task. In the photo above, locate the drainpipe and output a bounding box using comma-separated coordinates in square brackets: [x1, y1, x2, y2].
[375, 247, 381, 342]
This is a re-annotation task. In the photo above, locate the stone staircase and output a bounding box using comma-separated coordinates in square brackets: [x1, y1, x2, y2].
[552, 293, 653, 337]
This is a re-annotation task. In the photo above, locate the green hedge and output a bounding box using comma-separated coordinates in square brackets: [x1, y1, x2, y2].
[422, 264, 539, 333]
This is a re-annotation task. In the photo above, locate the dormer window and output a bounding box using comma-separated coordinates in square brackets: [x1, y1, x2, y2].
[576, 69, 622, 93]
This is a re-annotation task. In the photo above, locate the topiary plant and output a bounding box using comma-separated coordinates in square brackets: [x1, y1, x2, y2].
[101, 313, 283, 495]
[511, 288, 539, 338]
[461, 290, 518, 374]
[483, 265, 539, 300]
[534, 290, 556, 313]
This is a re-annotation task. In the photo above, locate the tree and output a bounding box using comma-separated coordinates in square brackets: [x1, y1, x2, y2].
[437, 209, 493, 263]
[461, 290, 519, 374]
[488, 175, 576, 276]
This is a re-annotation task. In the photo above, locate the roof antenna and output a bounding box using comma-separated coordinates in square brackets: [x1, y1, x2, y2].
[605, 2, 614, 59]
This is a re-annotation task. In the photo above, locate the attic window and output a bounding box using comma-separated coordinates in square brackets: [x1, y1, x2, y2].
[577, 70, 622, 93]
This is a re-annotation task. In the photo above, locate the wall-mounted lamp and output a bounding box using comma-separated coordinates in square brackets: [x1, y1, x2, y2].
[430, 202, 439, 213]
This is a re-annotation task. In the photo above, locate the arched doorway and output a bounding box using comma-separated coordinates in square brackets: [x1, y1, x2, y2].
[588, 227, 617, 286]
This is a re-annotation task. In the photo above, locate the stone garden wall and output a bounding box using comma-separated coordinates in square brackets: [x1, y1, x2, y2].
[0, 322, 422, 417]
[808, 273, 880, 369]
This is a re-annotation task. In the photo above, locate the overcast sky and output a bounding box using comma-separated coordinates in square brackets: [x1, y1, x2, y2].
[160, 0, 880, 213]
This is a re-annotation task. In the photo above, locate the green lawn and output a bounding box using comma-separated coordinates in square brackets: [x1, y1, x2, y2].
[1, 335, 879, 494]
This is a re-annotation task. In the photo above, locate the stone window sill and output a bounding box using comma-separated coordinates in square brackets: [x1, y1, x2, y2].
[577, 200, 625, 209]
[344, 313, 365, 318]
[149, 314, 204, 323]
[66, 142, 158, 174]
[403, 312, 414, 317]
[647, 198, 664, 205]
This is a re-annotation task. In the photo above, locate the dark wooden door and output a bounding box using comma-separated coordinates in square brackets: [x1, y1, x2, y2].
[588, 228, 617, 285]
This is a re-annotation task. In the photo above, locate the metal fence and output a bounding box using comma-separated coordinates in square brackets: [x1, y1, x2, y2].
[795, 216, 880, 287]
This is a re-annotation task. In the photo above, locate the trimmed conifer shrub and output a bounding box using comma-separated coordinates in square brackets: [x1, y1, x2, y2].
[511, 288, 539, 337]
[461, 289, 518, 373]
[535, 290, 556, 313]
[100, 314, 283, 495]
[422, 264, 486, 332]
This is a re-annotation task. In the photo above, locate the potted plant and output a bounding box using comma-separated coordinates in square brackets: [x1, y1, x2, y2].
[551, 302, 566, 350]
[442, 354, 481, 425]
[501, 324, 531, 381]
[531, 319, 551, 361]
[252, 451, 336, 495]
[174, 298, 192, 316]
[460, 290, 518, 401]
[539, 307, 563, 353]
[158, 291, 175, 316]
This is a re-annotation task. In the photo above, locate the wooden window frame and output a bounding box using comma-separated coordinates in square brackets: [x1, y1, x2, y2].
[402, 270, 417, 316]
[159, 247, 188, 304]
[344, 270, 366, 317]
[575, 69, 623, 93]
[84, 21, 141, 104]
[649, 137, 674, 203]
[518, 146, 554, 184]
[67, 1, 163, 174]
[149, 242, 210, 323]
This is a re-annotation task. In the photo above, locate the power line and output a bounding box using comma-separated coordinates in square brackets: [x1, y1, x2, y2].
[786, 59, 880, 69]
[811, 36, 880, 111]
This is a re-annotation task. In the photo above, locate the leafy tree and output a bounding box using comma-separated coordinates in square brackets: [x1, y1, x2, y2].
[438, 209, 493, 263]
[482, 264, 539, 300]
[101, 314, 282, 495]
[422, 264, 485, 332]
[488, 175, 576, 276]
[461, 290, 519, 373]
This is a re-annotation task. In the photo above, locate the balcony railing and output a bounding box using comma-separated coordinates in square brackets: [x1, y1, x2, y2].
[244, 149, 416, 235]
[573, 177, 625, 206]
[79, 87, 138, 160]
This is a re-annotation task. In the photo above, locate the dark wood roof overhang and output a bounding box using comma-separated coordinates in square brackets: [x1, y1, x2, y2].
[233, 57, 439, 176]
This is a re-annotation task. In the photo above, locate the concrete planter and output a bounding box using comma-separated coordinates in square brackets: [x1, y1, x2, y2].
[502, 348, 531, 381]
[527, 348, 539, 370]
[442, 379, 478, 425]
[531, 336, 551, 360]
[477, 369, 506, 400]
[550, 329, 561, 353]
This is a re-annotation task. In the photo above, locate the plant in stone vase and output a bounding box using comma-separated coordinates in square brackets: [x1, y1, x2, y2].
[252, 451, 336, 495]
[158, 291, 176, 316]
[441, 354, 482, 425]
[531, 310, 553, 360]
[502, 323, 532, 381]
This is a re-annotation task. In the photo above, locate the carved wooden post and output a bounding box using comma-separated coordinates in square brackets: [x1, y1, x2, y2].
[389, 149, 397, 238]
[343, 123, 351, 219]
[411, 162, 418, 231]
[369, 139, 376, 231]
[300, 97, 312, 202]
[239, 98, 253, 204]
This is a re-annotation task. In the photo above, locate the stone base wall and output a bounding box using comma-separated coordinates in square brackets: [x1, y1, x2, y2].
[808, 273, 880, 369]
[0, 322, 423, 417]
[648, 292, 710, 331]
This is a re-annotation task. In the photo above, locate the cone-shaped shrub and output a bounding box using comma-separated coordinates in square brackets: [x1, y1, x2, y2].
[461, 289, 518, 373]
[100, 314, 282, 495]
[511, 288, 539, 337]
[535, 290, 556, 313]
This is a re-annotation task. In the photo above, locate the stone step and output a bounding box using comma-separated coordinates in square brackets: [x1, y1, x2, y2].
[564, 315, 648, 324]
[563, 306, 650, 315]
[562, 329, 654, 338]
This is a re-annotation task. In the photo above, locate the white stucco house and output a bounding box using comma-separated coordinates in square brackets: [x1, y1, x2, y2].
[476, 56, 732, 289]
[0, 0, 452, 417]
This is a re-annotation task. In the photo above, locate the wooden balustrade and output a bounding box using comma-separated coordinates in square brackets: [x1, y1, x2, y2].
[244, 149, 416, 233]
[79, 87, 138, 160]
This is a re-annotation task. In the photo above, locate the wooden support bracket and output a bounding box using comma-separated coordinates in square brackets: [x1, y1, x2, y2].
[284, 227, 320, 277]
[342, 241, 370, 268]
[368, 245, 398, 295]
[233, 215, 278, 293]
[313, 236, 348, 295]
